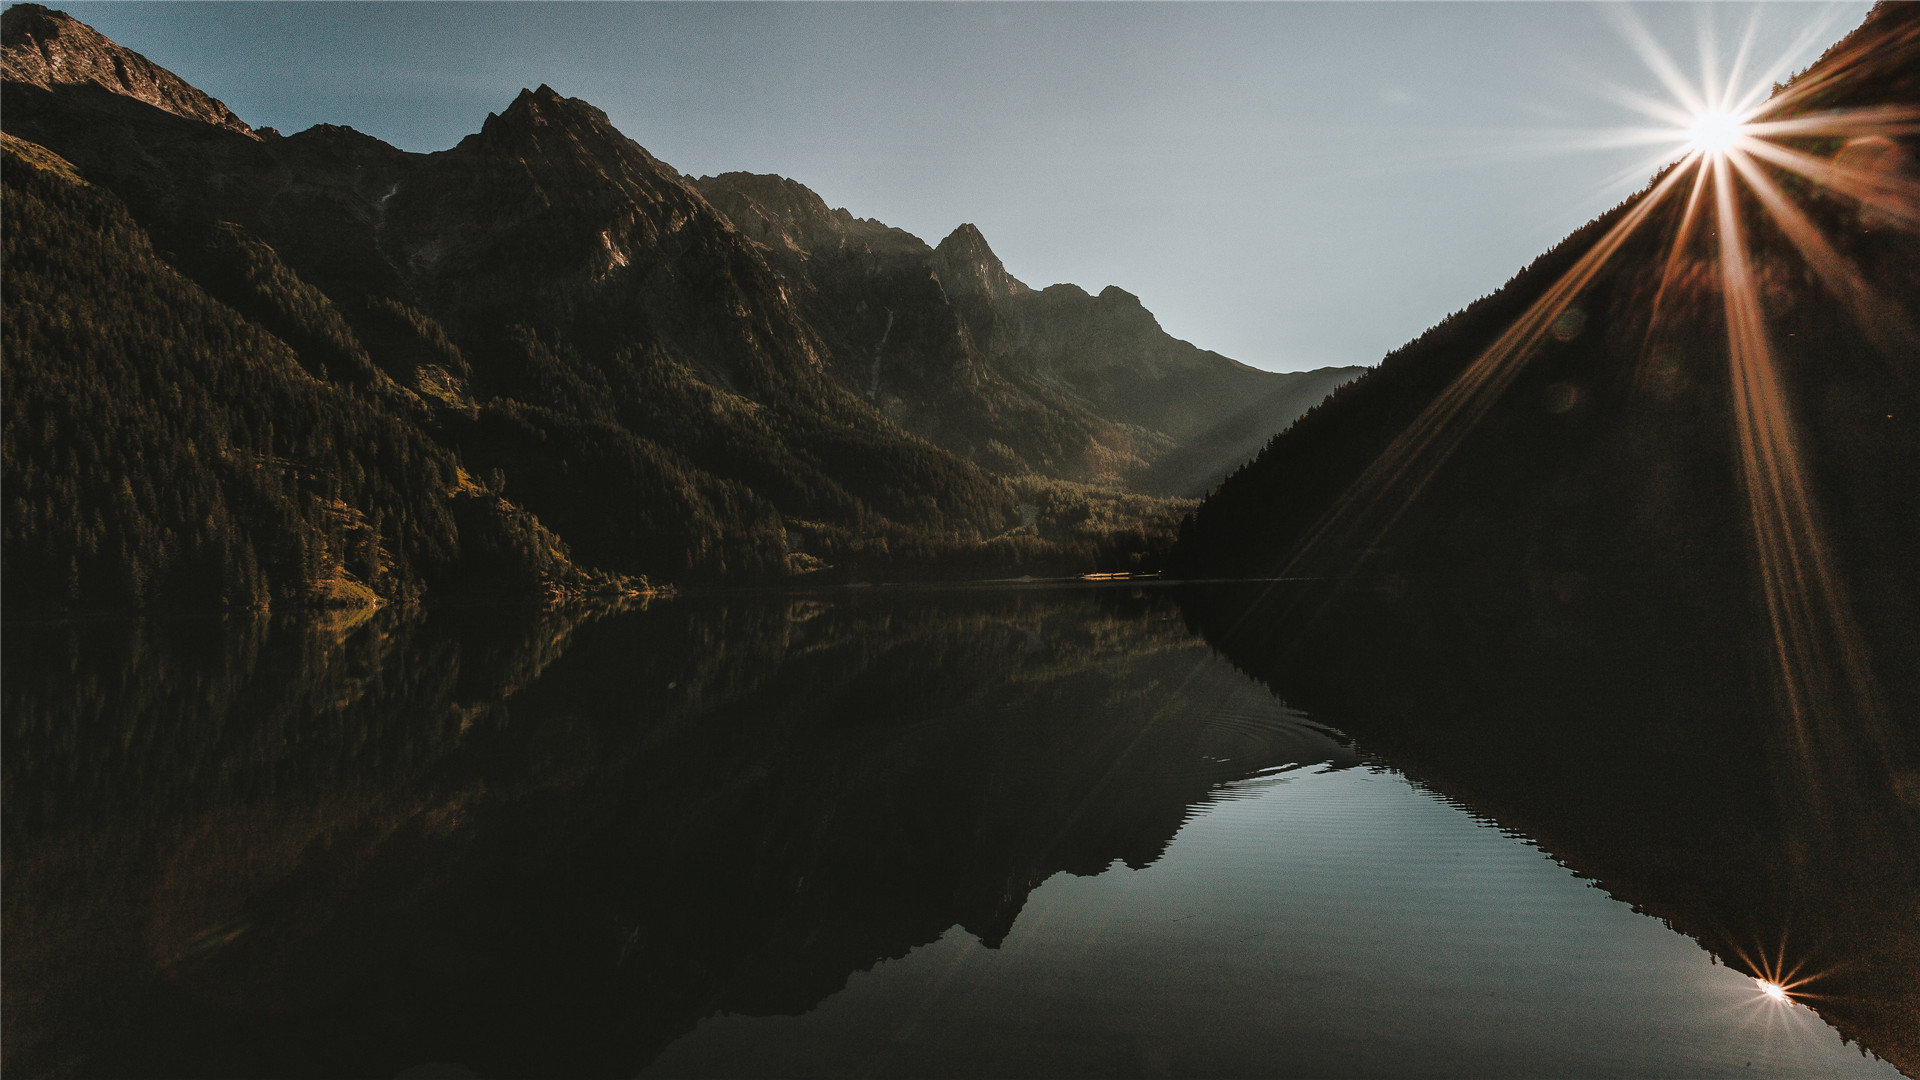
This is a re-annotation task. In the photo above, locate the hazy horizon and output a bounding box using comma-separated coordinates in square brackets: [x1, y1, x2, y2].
[46, 1, 1869, 371]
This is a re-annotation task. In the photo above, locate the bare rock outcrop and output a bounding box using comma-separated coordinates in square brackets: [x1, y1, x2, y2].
[1, 4, 254, 136]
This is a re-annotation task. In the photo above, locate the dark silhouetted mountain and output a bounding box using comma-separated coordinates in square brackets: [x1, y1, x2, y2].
[6, 5, 1322, 611]
[1175, 3, 1920, 652]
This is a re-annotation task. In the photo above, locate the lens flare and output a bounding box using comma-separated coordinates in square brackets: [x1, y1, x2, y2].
[1755, 979, 1791, 1003]
[1686, 107, 1748, 155]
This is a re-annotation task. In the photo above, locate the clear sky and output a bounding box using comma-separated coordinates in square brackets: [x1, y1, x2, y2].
[52, 2, 1869, 372]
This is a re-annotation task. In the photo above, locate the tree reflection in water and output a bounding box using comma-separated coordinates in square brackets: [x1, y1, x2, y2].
[3, 587, 1345, 1077]
[4, 580, 1913, 1076]
[1179, 566, 1920, 1077]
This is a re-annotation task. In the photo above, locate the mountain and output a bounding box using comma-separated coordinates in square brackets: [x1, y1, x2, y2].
[1169, 8, 1920, 1063]
[1171, 2, 1920, 729]
[695, 171, 1361, 493]
[2, 4, 1347, 613]
[1169, 0, 1920, 868]
[1175, 3, 1920, 626]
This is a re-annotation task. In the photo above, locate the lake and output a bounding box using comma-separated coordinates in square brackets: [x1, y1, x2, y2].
[3, 585, 1911, 1077]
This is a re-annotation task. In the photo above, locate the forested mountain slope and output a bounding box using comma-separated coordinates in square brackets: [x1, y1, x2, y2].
[0, 130, 620, 611]
[1175, 2, 1920, 710]
[1177, 3, 1919, 585]
[4, 4, 1341, 612]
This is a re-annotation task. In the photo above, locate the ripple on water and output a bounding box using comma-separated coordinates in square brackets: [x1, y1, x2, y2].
[1145, 695, 1360, 794]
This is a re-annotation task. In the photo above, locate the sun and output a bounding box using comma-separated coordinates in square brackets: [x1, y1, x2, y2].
[1686, 106, 1748, 157]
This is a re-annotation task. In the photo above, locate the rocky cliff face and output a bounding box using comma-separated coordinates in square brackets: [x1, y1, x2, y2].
[0, 4, 252, 134]
[930, 222, 1031, 304]
[698, 170, 927, 261]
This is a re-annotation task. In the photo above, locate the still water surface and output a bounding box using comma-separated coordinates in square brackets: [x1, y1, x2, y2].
[1, 586, 1906, 1077]
[651, 766, 1893, 1078]
[647, 723, 1890, 1077]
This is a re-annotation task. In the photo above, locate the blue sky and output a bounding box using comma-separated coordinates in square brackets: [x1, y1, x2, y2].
[54, 2, 1869, 371]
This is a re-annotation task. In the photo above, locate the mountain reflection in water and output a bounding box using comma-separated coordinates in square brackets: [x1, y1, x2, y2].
[1, 585, 1910, 1077]
[1180, 569, 1920, 1078]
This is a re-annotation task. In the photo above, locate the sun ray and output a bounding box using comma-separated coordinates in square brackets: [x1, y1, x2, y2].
[1645, 153, 1711, 338]
[1725, 142, 1920, 352]
[1695, 6, 1725, 113]
[1755, 10, 1896, 121]
[1596, 77, 1709, 132]
[1565, 122, 1701, 152]
[1597, 137, 1695, 180]
[1727, 7, 1852, 119]
[1721, 10, 1761, 116]
[1566, 142, 1700, 217]
[1712, 153, 1816, 726]
[1742, 104, 1920, 140]
[1606, 5, 1711, 118]
[1709, 148, 1888, 766]
[1738, 134, 1920, 229]
[1272, 160, 1698, 581]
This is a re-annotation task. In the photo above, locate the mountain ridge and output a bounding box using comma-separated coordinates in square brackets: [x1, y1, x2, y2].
[691, 169, 1361, 491]
[3, 4, 1356, 612]
[0, 3, 251, 135]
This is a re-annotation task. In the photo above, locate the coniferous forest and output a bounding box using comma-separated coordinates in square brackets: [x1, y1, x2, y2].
[1, 4, 1360, 614]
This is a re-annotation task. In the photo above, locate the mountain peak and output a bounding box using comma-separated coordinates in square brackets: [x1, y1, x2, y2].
[496, 83, 593, 126]
[1, 3, 254, 136]
[1096, 284, 1161, 332]
[475, 82, 643, 159]
[941, 221, 990, 250]
[933, 222, 1029, 302]
[509, 83, 566, 110]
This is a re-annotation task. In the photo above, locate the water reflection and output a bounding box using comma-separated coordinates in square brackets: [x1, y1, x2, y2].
[2, 588, 1346, 1077]
[1178, 568, 1920, 1077]
[645, 763, 1889, 1079]
[3, 582, 1911, 1077]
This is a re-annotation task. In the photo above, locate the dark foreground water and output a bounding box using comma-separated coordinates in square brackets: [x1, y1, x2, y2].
[3, 586, 1911, 1077]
